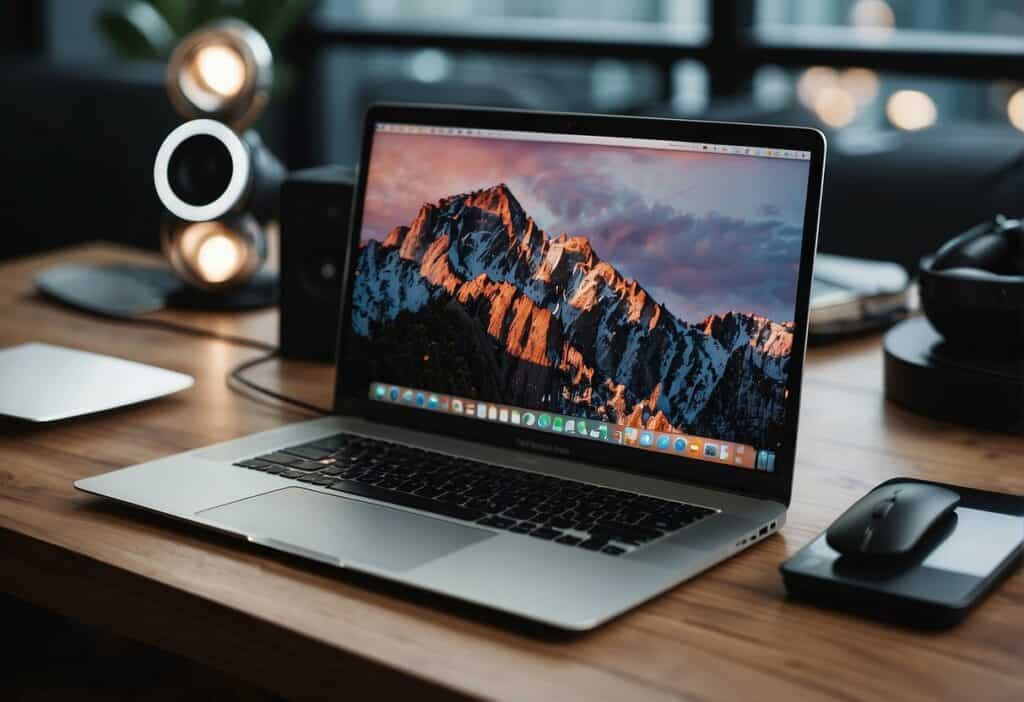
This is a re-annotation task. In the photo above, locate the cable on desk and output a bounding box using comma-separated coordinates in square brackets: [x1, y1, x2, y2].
[227, 350, 331, 416]
[86, 309, 325, 413]
[126, 315, 277, 352]
[50, 297, 326, 414]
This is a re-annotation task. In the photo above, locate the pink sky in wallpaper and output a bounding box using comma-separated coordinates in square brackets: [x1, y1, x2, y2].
[359, 130, 811, 323]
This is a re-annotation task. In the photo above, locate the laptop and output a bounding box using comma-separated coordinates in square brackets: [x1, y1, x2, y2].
[77, 105, 825, 631]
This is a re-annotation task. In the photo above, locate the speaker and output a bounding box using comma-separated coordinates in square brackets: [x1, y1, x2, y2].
[279, 165, 356, 361]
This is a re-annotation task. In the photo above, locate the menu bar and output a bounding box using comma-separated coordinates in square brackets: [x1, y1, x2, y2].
[370, 382, 777, 473]
[376, 123, 812, 161]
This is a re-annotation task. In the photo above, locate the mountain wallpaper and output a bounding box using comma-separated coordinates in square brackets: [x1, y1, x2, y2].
[348, 131, 810, 448]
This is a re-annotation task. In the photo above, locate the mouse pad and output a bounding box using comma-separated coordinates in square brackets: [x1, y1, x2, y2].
[35, 264, 182, 317]
[0, 342, 193, 422]
[781, 478, 1024, 627]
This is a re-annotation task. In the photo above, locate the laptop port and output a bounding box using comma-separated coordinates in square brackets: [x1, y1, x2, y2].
[759, 526, 769, 536]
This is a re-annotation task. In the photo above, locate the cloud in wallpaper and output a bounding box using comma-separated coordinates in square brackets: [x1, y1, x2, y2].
[360, 130, 810, 323]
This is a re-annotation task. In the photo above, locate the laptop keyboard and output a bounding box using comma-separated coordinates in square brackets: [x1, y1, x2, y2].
[234, 432, 716, 556]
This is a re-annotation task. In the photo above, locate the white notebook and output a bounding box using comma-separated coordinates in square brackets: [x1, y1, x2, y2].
[0, 342, 193, 422]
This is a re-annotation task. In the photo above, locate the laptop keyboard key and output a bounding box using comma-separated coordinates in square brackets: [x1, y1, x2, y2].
[257, 452, 302, 466]
[327, 480, 486, 522]
[235, 459, 272, 470]
[478, 516, 516, 530]
[591, 522, 663, 543]
[283, 446, 334, 461]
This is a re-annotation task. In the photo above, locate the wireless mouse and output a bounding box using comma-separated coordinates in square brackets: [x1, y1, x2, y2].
[826, 482, 960, 557]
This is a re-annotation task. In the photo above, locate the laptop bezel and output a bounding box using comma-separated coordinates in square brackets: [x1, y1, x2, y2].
[332, 103, 825, 507]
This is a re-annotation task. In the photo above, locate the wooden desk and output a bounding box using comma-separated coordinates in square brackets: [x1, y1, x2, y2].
[1, 243, 1021, 701]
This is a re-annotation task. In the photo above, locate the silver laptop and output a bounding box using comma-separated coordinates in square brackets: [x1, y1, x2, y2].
[77, 105, 825, 631]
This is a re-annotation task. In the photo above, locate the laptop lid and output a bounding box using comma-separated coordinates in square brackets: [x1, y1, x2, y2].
[334, 105, 825, 506]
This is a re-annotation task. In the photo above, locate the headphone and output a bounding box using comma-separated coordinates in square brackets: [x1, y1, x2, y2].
[919, 214, 1024, 349]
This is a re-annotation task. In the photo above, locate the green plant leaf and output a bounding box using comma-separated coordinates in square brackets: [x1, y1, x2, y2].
[96, 0, 178, 59]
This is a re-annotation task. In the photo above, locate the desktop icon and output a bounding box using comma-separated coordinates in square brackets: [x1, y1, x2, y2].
[511, 410, 521, 424]
[656, 435, 671, 450]
[577, 420, 588, 436]
[689, 442, 700, 453]
[523, 412, 536, 426]
[488, 406, 498, 420]
[415, 392, 425, 407]
[374, 384, 386, 399]
[452, 399, 463, 413]
[703, 443, 719, 458]
[639, 431, 654, 447]
[477, 403, 487, 418]
[624, 427, 638, 445]
[756, 450, 776, 472]
[719, 444, 730, 461]
[598, 424, 608, 440]
[402, 389, 414, 403]
[499, 408, 509, 423]
[538, 414, 552, 429]
[564, 419, 575, 434]
[389, 386, 400, 401]
[427, 394, 439, 409]
[552, 416, 564, 432]
[439, 397, 449, 411]
[674, 437, 687, 452]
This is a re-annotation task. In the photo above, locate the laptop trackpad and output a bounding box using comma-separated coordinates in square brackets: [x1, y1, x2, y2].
[197, 487, 494, 572]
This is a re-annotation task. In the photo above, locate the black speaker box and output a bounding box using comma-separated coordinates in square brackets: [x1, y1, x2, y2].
[279, 165, 356, 361]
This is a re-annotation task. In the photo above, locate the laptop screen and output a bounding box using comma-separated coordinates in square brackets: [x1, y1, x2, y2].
[345, 121, 812, 474]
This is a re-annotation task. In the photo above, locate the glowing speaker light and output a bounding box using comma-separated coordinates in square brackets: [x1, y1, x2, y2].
[167, 19, 272, 130]
[162, 219, 266, 291]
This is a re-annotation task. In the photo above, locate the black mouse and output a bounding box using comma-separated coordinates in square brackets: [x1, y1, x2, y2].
[826, 483, 960, 557]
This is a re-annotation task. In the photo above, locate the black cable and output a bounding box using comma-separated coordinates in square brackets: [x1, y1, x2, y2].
[126, 315, 277, 352]
[227, 350, 331, 415]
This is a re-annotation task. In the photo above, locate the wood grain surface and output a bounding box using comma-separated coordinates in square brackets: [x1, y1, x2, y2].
[1, 243, 1021, 701]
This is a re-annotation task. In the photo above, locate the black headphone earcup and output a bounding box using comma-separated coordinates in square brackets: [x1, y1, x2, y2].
[919, 273, 1024, 351]
[931, 231, 1010, 272]
[932, 265, 1008, 282]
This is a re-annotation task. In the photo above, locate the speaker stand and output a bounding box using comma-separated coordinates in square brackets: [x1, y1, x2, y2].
[35, 263, 278, 316]
[165, 270, 278, 310]
[884, 317, 1024, 433]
